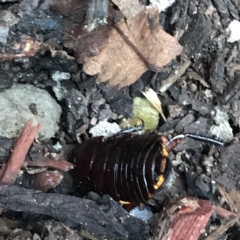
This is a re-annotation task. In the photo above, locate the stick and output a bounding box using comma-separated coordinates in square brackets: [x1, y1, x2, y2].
[0, 120, 41, 185]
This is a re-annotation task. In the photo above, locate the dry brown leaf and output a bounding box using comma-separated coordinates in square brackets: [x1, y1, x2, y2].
[83, 7, 182, 87]
[83, 27, 148, 87]
[63, 1, 182, 87]
[115, 8, 182, 71]
[111, 0, 145, 18]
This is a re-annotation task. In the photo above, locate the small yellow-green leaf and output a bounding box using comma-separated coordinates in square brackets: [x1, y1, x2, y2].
[133, 97, 159, 131]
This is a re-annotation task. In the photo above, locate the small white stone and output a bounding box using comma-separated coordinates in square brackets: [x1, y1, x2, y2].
[52, 82, 67, 101]
[89, 120, 121, 137]
[227, 20, 240, 43]
[52, 71, 71, 81]
[210, 106, 234, 142]
[129, 205, 153, 223]
[52, 141, 62, 151]
[149, 0, 176, 12]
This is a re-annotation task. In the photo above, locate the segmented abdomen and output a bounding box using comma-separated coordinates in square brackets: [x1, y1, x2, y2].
[73, 133, 170, 204]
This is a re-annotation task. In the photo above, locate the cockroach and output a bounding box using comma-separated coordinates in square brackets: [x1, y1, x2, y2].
[73, 133, 224, 207]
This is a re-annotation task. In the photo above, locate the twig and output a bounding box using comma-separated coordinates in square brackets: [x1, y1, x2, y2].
[159, 60, 191, 93]
[0, 120, 41, 185]
[203, 216, 240, 240]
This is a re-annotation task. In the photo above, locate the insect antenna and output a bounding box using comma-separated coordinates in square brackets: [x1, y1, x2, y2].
[185, 133, 225, 146]
[165, 133, 224, 152]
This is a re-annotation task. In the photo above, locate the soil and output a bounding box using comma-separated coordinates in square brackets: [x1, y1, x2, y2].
[0, 0, 240, 239]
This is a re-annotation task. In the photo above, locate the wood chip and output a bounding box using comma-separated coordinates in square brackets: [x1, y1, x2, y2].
[0, 36, 41, 62]
[159, 60, 191, 93]
[35, 171, 63, 192]
[212, 205, 236, 218]
[150, 197, 213, 240]
[25, 157, 74, 172]
[186, 71, 210, 88]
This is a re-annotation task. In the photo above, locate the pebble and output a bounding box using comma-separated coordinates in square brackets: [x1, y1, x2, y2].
[227, 20, 240, 43]
[0, 10, 19, 44]
[0, 84, 62, 139]
[89, 120, 121, 137]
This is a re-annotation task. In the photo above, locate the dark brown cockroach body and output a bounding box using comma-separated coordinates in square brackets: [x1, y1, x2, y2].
[73, 133, 224, 206]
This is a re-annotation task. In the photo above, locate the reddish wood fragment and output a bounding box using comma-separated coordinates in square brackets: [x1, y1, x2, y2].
[35, 171, 63, 192]
[150, 197, 213, 240]
[163, 201, 212, 240]
[212, 205, 236, 218]
[25, 157, 73, 171]
[0, 120, 41, 185]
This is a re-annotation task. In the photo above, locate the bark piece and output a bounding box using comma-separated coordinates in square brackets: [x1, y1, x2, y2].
[179, 13, 212, 58]
[217, 143, 240, 191]
[0, 120, 41, 185]
[149, 197, 212, 240]
[212, 205, 236, 218]
[25, 157, 73, 172]
[0, 36, 41, 62]
[86, 0, 108, 31]
[30, 220, 83, 240]
[0, 136, 14, 163]
[203, 186, 240, 239]
[210, 54, 226, 94]
[212, 0, 229, 18]
[159, 60, 191, 92]
[0, 185, 148, 239]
